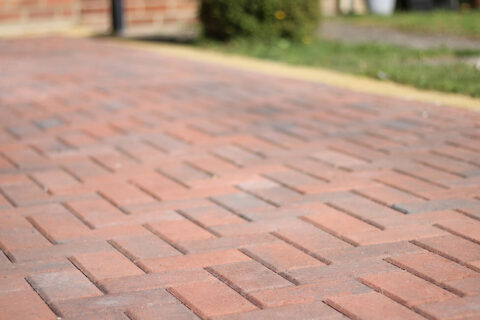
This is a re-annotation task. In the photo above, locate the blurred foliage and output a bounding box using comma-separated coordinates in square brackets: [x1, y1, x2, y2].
[330, 10, 480, 39]
[199, 0, 319, 41]
[198, 38, 480, 97]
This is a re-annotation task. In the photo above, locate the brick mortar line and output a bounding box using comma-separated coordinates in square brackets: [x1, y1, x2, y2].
[141, 139, 169, 154]
[383, 257, 465, 297]
[352, 277, 437, 320]
[81, 127, 103, 142]
[431, 149, 480, 167]
[323, 298, 362, 320]
[237, 247, 299, 286]
[446, 139, 480, 153]
[27, 173, 53, 196]
[25, 216, 57, 245]
[89, 155, 115, 174]
[0, 152, 18, 170]
[284, 163, 331, 183]
[165, 286, 212, 320]
[270, 231, 333, 265]
[164, 130, 195, 146]
[410, 306, 437, 320]
[106, 238, 151, 277]
[326, 278, 436, 320]
[252, 133, 292, 150]
[96, 191, 132, 215]
[67, 256, 109, 295]
[207, 151, 243, 169]
[456, 209, 480, 223]
[414, 159, 468, 179]
[433, 223, 480, 246]
[341, 137, 390, 157]
[372, 178, 432, 201]
[62, 202, 96, 230]
[306, 155, 352, 173]
[204, 266, 265, 310]
[350, 189, 403, 208]
[183, 160, 216, 178]
[261, 174, 307, 196]
[114, 145, 142, 164]
[325, 201, 386, 231]
[0, 186, 17, 207]
[56, 135, 80, 150]
[207, 197, 254, 222]
[230, 143, 267, 160]
[183, 160, 216, 179]
[299, 215, 360, 247]
[410, 240, 480, 273]
[28, 143, 50, 158]
[367, 131, 410, 147]
[175, 209, 224, 237]
[122, 310, 136, 320]
[24, 276, 63, 319]
[142, 223, 189, 255]
[273, 127, 310, 143]
[235, 186, 281, 208]
[155, 169, 192, 189]
[129, 181, 162, 202]
[329, 142, 383, 161]
[185, 123, 216, 137]
[0, 243, 16, 263]
[58, 165, 84, 184]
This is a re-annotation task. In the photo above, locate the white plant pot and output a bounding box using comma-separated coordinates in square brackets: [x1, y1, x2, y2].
[367, 0, 396, 15]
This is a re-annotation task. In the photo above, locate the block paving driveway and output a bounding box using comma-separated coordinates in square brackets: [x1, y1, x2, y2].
[0, 37, 479, 320]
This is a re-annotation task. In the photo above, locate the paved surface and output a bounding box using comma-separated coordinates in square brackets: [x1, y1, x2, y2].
[0, 37, 480, 320]
[320, 21, 480, 50]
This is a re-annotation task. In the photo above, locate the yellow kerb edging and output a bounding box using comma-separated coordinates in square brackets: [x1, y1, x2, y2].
[111, 39, 480, 111]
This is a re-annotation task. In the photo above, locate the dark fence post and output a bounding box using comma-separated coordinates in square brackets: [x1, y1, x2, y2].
[111, 0, 124, 35]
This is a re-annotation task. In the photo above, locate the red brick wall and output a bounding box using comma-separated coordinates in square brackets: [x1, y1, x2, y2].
[0, 0, 198, 35]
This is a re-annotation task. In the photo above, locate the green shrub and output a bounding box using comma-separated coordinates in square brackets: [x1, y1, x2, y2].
[199, 0, 320, 41]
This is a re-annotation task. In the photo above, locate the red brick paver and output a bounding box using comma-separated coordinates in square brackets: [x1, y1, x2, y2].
[0, 37, 479, 319]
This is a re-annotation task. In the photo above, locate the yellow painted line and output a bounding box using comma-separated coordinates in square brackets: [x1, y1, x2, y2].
[110, 39, 480, 111]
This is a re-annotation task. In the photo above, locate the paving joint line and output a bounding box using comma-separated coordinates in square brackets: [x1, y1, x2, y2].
[67, 256, 109, 295]
[175, 209, 223, 237]
[155, 169, 191, 189]
[24, 276, 63, 319]
[62, 202, 96, 230]
[270, 231, 333, 265]
[383, 257, 465, 298]
[433, 223, 480, 246]
[325, 202, 386, 231]
[234, 185, 281, 208]
[25, 216, 57, 245]
[410, 239, 480, 273]
[204, 266, 265, 309]
[207, 197, 253, 222]
[356, 276, 439, 320]
[237, 247, 299, 287]
[143, 223, 189, 255]
[372, 178, 432, 201]
[96, 191, 132, 215]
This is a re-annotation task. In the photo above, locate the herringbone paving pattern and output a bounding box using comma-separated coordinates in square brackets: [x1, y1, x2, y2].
[0, 37, 479, 320]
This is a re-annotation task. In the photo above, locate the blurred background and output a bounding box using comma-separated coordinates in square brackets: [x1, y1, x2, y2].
[1, 0, 479, 97]
[1, 0, 478, 39]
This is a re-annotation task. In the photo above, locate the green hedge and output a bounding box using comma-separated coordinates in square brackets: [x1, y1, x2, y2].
[199, 0, 320, 41]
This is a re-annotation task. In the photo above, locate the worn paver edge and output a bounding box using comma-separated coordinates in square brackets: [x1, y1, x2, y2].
[109, 38, 480, 112]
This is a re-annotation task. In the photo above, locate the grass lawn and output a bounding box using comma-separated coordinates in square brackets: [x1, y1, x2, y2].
[329, 10, 480, 39]
[197, 38, 480, 97]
